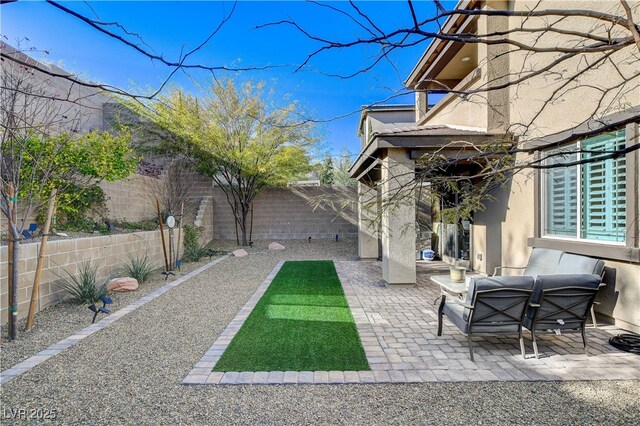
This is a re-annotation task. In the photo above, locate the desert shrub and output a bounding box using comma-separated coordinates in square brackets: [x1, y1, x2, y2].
[39, 184, 108, 231]
[57, 261, 109, 304]
[202, 248, 227, 258]
[122, 251, 155, 284]
[182, 224, 203, 262]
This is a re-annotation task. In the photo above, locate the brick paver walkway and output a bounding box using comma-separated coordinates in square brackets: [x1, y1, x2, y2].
[185, 260, 640, 385]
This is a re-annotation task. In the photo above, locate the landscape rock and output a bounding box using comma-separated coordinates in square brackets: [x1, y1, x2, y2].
[107, 277, 139, 292]
[268, 242, 286, 251]
[232, 249, 248, 257]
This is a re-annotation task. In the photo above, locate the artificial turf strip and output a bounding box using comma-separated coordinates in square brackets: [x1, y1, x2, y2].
[212, 260, 370, 372]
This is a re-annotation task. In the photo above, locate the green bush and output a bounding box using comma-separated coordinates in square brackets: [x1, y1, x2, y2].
[122, 251, 155, 284]
[182, 225, 203, 262]
[57, 261, 109, 304]
[39, 184, 108, 231]
[203, 248, 227, 258]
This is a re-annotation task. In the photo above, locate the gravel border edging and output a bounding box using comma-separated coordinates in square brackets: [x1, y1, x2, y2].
[0, 254, 230, 387]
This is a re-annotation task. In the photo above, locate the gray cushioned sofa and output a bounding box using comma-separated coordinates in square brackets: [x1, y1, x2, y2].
[494, 248, 605, 358]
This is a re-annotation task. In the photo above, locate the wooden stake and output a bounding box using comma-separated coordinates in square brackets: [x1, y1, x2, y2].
[156, 199, 169, 271]
[175, 202, 184, 265]
[26, 188, 56, 331]
[167, 225, 174, 271]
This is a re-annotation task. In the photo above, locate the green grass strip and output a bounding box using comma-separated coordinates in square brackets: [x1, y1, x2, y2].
[213, 260, 370, 372]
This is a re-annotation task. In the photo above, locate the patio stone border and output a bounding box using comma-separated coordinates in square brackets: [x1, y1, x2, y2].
[0, 255, 230, 387]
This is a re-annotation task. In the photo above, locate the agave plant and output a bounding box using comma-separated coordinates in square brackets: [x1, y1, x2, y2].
[57, 261, 109, 304]
[122, 251, 155, 284]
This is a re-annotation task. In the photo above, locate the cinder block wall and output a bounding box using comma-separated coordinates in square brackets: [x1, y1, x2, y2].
[0, 229, 181, 325]
[193, 196, 214, 245]
[100, 174, 157, 222]
[211, 186, 358, 240]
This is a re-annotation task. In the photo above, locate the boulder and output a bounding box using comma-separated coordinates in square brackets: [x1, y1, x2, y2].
[108, 277, 139, 292]
[268, 242, 286, 251]
[232, 249, 248, 257]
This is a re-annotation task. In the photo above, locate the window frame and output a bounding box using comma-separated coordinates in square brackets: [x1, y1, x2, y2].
[530, 121, 640, 263]
[541, 130, 627, 245]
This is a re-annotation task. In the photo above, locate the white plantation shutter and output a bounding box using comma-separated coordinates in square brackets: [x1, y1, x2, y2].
[545, 152, 578, 237]
[580, 130, 626, 242]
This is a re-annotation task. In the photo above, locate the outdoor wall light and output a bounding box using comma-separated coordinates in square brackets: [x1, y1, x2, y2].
[461, 56, 471, 62]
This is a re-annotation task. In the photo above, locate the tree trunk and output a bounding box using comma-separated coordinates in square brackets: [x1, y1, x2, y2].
[240, 210, 249, 247]
[6, 184, 19, 340]
[239, 206, 250, 246]
[7, 222, 20, 341]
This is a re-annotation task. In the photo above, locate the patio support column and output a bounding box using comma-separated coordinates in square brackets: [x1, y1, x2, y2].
[380, 148, 416, 286]
[358, 182, 378, 259]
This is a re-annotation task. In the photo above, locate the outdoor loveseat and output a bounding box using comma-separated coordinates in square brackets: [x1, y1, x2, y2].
[438, 248, 605, 360]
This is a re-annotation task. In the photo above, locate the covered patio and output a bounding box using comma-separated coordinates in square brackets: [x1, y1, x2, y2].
[351, 121, 503, 286]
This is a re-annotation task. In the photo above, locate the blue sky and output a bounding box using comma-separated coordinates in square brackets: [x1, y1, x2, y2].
[1, 1, 442, 159]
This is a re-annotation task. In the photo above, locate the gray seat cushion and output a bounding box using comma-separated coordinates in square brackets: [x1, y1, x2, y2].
[556, 253, 605, 276]
[442, 301, 470, 333]
[523, 248, 563, 277]
[524, 273, 602, 330]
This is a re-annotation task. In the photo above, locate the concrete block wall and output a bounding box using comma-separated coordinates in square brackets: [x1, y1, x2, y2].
[211, 186, 358, 240]
[100, 174, 157, 222]
[0, 229, 181, 325]
[193, 196, 214, 245]
[179, 172, 215, 198]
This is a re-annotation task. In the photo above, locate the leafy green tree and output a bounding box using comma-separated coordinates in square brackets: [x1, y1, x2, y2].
[333, 148, 356, 187]
[125, 79, 316, 246]
[0, 60, 138, 340]
[19, 129, 138, 221]
[318, 154, 334, 185]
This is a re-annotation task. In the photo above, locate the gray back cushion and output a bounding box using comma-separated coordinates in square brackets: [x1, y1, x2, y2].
[464, 276, 534, 307]
[523, 248, 563, 277]
[524, 273, 602, 329]
[465, 276, 534, 333]
[556, 253, 605, 276]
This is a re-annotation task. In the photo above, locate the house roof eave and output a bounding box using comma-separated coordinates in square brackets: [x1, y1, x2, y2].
[404, 0, 480, 88]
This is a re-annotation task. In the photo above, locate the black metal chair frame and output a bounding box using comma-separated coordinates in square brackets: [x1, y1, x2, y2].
[527, 284, 602, 359]
[438, 288, 533, 362]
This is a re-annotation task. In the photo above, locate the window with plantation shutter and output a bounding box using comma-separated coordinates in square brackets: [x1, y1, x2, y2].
[543, 130, 626, 243]
[580, 130, 626, 242]
[545, 152, 577, 237]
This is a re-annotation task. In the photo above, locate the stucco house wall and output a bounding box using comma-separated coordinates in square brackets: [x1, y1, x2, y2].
[387, 0, 640, 330]
[465, 1, 640, 331]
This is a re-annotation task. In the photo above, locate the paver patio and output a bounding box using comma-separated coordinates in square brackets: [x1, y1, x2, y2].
[188, 260, 640, 385]
[1, 241, 638, 424]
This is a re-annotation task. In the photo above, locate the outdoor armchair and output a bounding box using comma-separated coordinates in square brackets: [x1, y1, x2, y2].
[437, 276, 534, 362]
[523, 273, 603, 358]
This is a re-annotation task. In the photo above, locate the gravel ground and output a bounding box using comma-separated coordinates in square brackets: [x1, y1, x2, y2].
[1, 238, 638, 425]
[1, 257, 219, 370]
